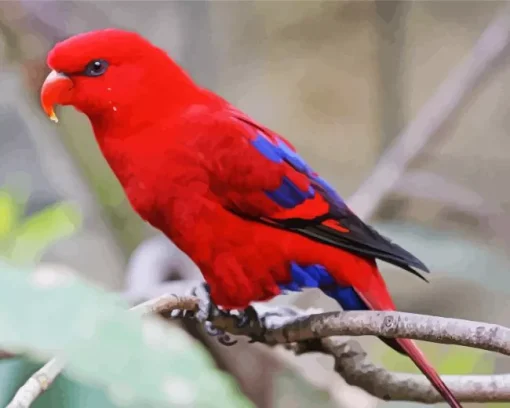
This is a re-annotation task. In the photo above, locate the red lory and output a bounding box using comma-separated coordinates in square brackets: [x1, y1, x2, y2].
[40, 28, 461, 407]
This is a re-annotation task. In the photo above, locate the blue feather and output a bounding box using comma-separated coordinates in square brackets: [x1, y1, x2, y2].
[252, 133, 316, 208]
[289, 263, 320, 287]
[322, 285, 368, 311]
[251, 132, 347, 211]
[265, 177, 314, 208]
[276, 139, 347, 209]
[279, 281, 302, 292]
[251, 134, 283, 163]
[279, 262, 369, 312]
[275, 140, 310, 173]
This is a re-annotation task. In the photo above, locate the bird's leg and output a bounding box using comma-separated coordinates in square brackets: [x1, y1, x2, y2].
[172, 283, 312, 346]
[190, 282, 223, 322]
[174, 282, 239, 346]
[233, 305, 267, 343]
[178, 283, 267, 345]
[231, 304, 301, 344]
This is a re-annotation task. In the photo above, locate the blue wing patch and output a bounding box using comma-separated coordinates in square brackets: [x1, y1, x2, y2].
[266, 177, 315, 208]
[322, 285, 368, 311]
[251, 135, 283, 164]
[275, 138, 347, 210]
[279, 262, 368, 311]
[251, 133, 347, 211]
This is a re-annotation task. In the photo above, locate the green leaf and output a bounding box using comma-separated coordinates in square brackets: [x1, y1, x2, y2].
[0, 262, 252, 408]
[6, 202, 82, 265]
[0, 191, 22, 240]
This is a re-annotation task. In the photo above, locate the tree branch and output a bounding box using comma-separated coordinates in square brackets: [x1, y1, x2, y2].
[157, 295, 510, 403]
[6, 358, 66, 408]
[230, 310, 510, 355]
[293, 337, 510, 403]
[10, 287, 510, 406]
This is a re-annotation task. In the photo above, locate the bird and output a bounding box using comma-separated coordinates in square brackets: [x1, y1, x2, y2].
[39, 28, 461, 407]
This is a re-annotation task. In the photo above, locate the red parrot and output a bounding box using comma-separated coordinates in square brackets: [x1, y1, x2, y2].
[40, 29, 461, 407]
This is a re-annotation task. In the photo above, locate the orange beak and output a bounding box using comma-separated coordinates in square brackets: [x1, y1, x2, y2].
[40, 70, 74, 123]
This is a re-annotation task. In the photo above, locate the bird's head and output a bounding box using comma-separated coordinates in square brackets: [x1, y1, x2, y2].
[40, 28, 197, 125]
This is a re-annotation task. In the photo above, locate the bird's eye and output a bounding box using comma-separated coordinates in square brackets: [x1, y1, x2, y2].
[84, 59, 109, 77]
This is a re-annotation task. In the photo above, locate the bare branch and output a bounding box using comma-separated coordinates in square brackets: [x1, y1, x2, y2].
[393, 170, 510, 239]
[292, 337, 510, 403]
[173, 297, 510, 403]
[139, 294, 509, 357]
[133, 293, 199, 315]
[149, 293, 510, 403]
[232, 310, 510, 355]
[6, 358, 66, 408]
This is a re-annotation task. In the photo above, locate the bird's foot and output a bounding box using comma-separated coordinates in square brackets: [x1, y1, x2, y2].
[232, 306, 267, 344]
[171, 283, 312, 346]
[172, 282, 238, 346]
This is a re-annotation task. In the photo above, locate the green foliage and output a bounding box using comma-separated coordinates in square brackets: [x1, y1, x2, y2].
[0, 189, 81, 266]
[379, 341, 494, 376]
[0, 262, 253, 408]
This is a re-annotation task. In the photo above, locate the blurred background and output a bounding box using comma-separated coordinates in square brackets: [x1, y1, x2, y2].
[1, 0, 510, 407]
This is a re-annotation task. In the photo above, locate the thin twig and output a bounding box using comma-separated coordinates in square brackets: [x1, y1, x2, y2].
[393, 170, 510, 239]
[6, 358, 66, 408]
[133, 293, 199, 315]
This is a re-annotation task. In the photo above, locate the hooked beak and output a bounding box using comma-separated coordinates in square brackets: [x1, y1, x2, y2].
[40, 70, 74, 123]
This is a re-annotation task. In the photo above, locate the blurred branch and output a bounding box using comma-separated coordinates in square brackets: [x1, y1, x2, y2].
[393, 170, 510, 238]
[6, 358, 66, 408]
[348, 5, 510, 220]
[394, 171, 505, 218]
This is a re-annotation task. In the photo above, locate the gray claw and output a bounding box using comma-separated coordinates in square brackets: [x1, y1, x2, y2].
[189, 282, 212, 322]
[204, 321, 223, 336]
[235, 306, 260, 329]
[187, 283, 239, 346]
